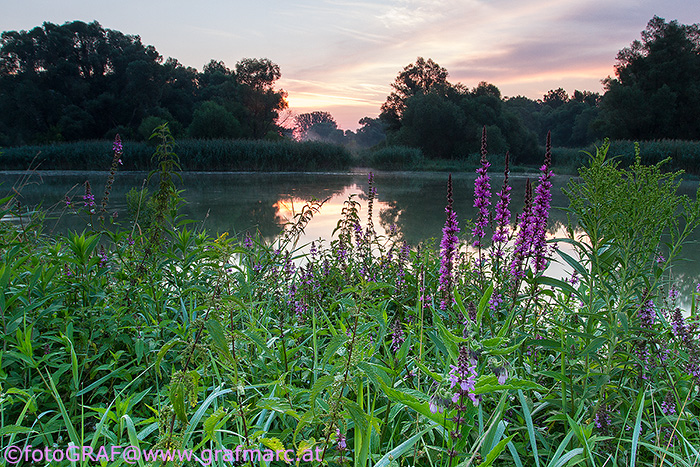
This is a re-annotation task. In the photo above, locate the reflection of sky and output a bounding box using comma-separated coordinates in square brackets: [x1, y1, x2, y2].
[3, 170, 699, 310]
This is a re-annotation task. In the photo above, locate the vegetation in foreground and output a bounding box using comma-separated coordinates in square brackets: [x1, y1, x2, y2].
[1, 126, 700, 467]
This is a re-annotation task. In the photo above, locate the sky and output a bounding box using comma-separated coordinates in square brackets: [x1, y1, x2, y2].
[2, 1, 699, 131]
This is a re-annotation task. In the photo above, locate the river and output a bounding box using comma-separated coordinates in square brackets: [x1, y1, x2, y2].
[2, 169, 699, 306]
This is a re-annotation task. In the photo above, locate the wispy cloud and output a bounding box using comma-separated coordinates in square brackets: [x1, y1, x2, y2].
[3, 0, 699, 129]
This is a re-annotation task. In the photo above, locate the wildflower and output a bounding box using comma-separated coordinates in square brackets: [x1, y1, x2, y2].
[655, 251, 665, 264]
[531, 132, 554, 272]
[429, 395, 450, 414]
[488, 292, 503, 312]
[354, 221, 363, 248]
[65, 196, 72, 207]
[336, 429, 347, 451]
[113, 134, 123, 155]
[568, 272, 580, 286]
[467, 301, 477, 323]
[448, 344, 479, 406]
[661, 392, 676, 416]
[494, 366, 508, 385]
[491, 152, 511, 257]
[243, 232, 253, 249]
[83, 181, 96, 211]
[391, 319, 405, 352]
[97, 245, 108, 268]
[310, 241, 317, 258]
[101, 134, 123, 218]
[366, 172, 377, 238]
[439, 175, 460, 311]
[472, 127, 491, 248]
[510, 179, 534, 278]
[594, 405, 612, 433]
[389, 223, 398, 236]
[668, 285, 680, 302]
[639, 299, 655, 329]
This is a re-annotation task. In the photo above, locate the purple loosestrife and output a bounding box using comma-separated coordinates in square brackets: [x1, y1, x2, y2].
[366, 172, 377, 239]
[448, 344, 479, 406]
[639, 299, 656, 329]
[83, 181, 96, 213]
[391, 319, 405, 352]
[440, 175, 460, 311]
[100, 134, 123, 220]
[531, 132, 554, 272]
[510, 179, 534, 278]
[491, 152, 511, 258]
[472, 127, 491, 248]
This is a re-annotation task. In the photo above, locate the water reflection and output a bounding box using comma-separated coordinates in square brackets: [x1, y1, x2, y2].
[2, 170, 699, 303]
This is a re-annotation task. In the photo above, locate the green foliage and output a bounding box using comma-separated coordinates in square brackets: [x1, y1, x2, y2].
[0, 21, 286, 145]
[380, 58, 540, 161]
[1, 135, 699, 467]
[187, 101, 242, 139]
[553, 139, 700, 174]
[598, 16, 700, 140]
[365, 146, 424, 170]
[0, 138, 353, 171]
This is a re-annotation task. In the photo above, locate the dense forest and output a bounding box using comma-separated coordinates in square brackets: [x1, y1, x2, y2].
[0, 21, 287, 145]
[1, 16, 699, 166]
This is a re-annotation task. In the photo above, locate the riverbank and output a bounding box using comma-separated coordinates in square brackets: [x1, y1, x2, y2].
[3, 138, 700, 175]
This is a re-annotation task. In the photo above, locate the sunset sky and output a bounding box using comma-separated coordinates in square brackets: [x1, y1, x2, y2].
[2, 1, 699, 130]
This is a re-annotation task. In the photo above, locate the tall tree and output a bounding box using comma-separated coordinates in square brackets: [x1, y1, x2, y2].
[235, 57, 287, 138]
[598, 16, 700, 139]
[380, 57, 451, 130]
[294, 111, 337, 139]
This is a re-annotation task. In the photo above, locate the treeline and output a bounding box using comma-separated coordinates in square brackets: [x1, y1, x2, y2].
[372, 16, 700, 164]
[0, 21, 287, 146]
[2, 16, 700, 172]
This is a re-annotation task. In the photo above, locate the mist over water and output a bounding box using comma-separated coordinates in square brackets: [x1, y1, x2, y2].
[3, 169, 699, 305]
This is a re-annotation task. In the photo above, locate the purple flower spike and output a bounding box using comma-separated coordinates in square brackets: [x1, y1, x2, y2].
[532, 132, 554, 272]
[113, 134, 123, 155]
[510, 179, 534, 278]
[439, 175, 460, 311]
[492, 152, 511, 257]
[472, 127, 491, 247]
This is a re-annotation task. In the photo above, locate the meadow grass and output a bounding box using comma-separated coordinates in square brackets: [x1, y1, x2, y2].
[1, 131, 699, 467]
[0, 138, 353, 172]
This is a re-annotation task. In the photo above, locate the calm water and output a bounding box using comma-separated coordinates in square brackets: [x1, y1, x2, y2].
[3, 169, 700, 302]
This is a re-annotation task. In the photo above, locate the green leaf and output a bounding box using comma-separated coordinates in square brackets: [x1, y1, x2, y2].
[204, 407, 229, 440]
[322, 334, 348, 364]
[630, 391, 645, 467]
[309, 375, 335, 411]
[169, 380, 188, 424]
[0, 425, 34, 435]
[477, 284, 494, 330]
[477, 434, 515, 467]
[379, 382, 452, 429]
[206, 319, 233, 363]
[343, 398, 369, 435]
[474, 375, 547, 395]
[518, 390, 540, 467]
[374, 425, 435, 467]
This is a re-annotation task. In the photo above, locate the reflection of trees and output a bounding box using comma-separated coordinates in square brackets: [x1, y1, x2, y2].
[369, 173, 575, 247]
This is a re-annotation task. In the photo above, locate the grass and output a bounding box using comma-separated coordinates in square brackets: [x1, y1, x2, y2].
[0, 138, 353, 172]
[1, 133, 699, 467]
